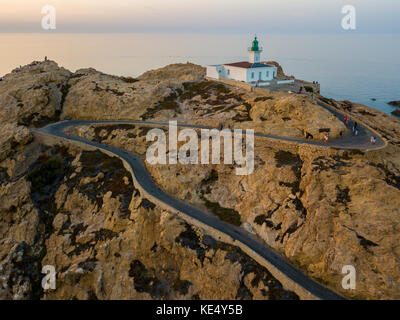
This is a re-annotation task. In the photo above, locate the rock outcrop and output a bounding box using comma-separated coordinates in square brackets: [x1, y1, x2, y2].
[0, 61, 71, 126]
[387, 101, 400, 107]
[0, 145, 297, 300]
[80, 118, 400, 300]
[264, 61, 285, 77]
[1, 60, 400, 300]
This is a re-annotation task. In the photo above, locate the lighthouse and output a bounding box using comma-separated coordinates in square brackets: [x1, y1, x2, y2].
[206, 36, 278, 84]
[248, 36, 262, 64]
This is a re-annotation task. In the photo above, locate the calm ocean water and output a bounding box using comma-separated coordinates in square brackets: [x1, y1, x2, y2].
[1, 33, 399, 116]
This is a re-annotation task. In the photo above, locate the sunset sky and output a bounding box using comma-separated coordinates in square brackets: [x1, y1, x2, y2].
[0, 0, 398, 33]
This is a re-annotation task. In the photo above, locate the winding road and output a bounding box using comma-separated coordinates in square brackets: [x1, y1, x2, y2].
[33, 102, 385, 301]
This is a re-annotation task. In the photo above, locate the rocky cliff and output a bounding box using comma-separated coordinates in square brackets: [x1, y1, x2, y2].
[1, 60, 399, 300]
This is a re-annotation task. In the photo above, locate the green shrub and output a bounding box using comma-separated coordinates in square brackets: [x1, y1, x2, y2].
[304, 86, 314, 93]
[26, 158, 62, 190]
[204, 200, 241, 226]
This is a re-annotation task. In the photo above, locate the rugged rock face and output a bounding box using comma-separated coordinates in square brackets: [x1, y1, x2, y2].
[60, 62, 345, 140]
[1, 60, 400, 300]
[81, 119, 400, 300]
[320, 97, 400, 146]
[0, 144, 297, 300]
[0, 124, 32, 162]
[263, 61, 285, 77]
[391, 109, 400, 117]
[138, 62, 205, 81]
[248, 94, 346, 139]
[61, 68, 174, 121]
[0, 61, 71, 126]
[387, 101, 400, 107]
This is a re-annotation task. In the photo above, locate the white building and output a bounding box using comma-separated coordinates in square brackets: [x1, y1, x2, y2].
[206, 36, 278, 84]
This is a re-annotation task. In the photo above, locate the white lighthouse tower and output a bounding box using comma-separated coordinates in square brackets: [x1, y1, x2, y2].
[206, 36, 279, 84]
[248, 36, 262, 64]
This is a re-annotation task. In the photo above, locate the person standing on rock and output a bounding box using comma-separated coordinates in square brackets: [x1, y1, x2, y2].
[344, 115, 348, 125]
[324, 133, 329, 143]
[298, 87, 303, 94]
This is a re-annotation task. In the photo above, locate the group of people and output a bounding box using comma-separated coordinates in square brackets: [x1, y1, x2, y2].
[10, 57, 49, 75]
[344, 115, 358, 135]
[344, 114, 377, 144]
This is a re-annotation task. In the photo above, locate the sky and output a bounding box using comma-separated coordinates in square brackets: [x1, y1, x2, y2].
[0, 0, 399, 33]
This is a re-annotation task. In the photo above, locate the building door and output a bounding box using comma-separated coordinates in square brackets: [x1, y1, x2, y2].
[259, 72, 262, 80]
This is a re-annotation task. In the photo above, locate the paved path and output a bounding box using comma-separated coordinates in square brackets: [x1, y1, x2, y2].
[42, 100, 385, 151]
[34, 119, 352, 300]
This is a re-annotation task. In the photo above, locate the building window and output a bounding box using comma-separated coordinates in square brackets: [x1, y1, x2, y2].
[218, 69, 221, 73]
[227, 69, 230, 75]
[266, 71, 269, 77]
[251, 72, 254, 79]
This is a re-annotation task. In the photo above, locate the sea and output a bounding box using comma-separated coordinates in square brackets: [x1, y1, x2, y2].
[0, 33, 399, 116]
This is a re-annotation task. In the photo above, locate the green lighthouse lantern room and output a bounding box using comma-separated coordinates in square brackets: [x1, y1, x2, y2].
[251, 36, 259, 51]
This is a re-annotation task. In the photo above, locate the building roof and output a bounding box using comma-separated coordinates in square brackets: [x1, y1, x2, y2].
[223, 61, 274, 69]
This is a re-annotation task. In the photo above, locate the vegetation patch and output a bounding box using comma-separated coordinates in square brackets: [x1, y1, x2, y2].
[232, 102, 252, 122]
[254, 214, 274, 228]
[376, 163, 400, 191]
[140, 199, 156, 210]
[312, 156, 350, 172]
[141, 91, 180, 120]
[0, 166, 8, 184]
[175, 224, 298, 300]
[357, 234, 379, 250]
[181, 81, 229, 100]
[358, 110, 376, 117]
[65, 150, 135, 217]
[92, 124, 137, 142]
[21, 146, 75, 298]
[223, 245, 299, 300]
[120, 76, 139, 83]
[336, 185, 351, 204]
[129, 260, 166, 298]
[60, 82, 71, 110]
[92, 82, 125, 96]
[173, 279, 192, 295]
[94, 228, 118, 242]
[254, 96, 273, 102]
[204, 200, 241, 226]
[175, 223, 205, 263]
[26, 158, 62, 190]
[274, 150, 301, 167]
[181, 81, 244, 108]
[304, 86, 314, 93]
